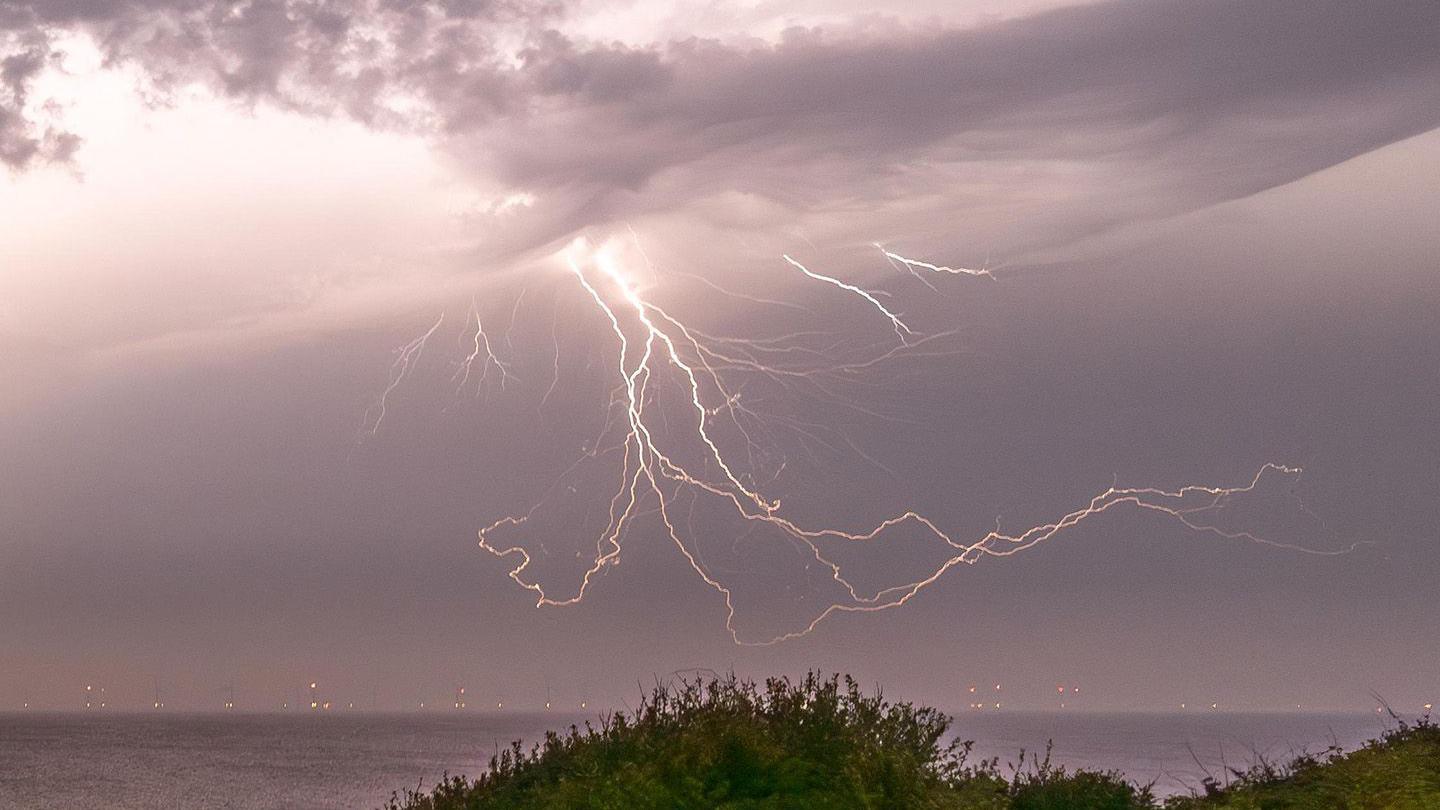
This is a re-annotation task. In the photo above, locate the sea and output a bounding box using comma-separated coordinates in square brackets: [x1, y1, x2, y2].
[0, 710, 1391, 809]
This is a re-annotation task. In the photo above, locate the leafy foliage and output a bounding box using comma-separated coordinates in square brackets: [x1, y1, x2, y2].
[382, 673, 1145, 810]
[384, 676, 1438, 809]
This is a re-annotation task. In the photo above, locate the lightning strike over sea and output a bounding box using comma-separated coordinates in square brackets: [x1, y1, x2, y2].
[364, 235, 1362, 646]
[6, 1, 1438, 804]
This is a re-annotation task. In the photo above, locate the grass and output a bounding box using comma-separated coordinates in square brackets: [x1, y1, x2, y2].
[1164, 714, 1440, 809]
[383, 674, 1438, 810]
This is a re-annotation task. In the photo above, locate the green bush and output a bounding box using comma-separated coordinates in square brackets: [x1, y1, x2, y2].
[382, 673, 1143, 810]
[1008, 747, 1153, 810]
[384, 676, 1438, 809]
[1163, 717, 1440, 810]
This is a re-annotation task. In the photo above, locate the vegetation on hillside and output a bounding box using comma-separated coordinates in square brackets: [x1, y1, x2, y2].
[383, 674, 1438, 810]
[1165, 715, 1440, 809]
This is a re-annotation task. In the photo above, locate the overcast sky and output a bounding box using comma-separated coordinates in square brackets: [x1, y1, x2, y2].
[2, 0, 1438, 712]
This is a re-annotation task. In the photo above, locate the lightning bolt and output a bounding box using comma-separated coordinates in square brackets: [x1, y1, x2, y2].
[453, 299, 515, 397]
[359, 239, 1360, 645]
[782, 254, 914, 343]
[540, 294, 563, 410]
[456, 235, 1363, 646]
[362, 313, 444, 436]
[877, 244, 996, 282]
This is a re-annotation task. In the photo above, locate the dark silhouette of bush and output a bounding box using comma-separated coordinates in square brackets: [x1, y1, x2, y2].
[1006, 746, 1152, 810]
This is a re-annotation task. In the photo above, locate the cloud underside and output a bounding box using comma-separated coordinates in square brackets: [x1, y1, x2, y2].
[4, 0, 1439, 256]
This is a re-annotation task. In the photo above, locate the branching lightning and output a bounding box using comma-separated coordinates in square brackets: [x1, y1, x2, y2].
[367, 236, 1361, 645]
[453, 299, 515, 397]
[363, 313, 445, 436]
[877, 244, 996, 283]
[782, 254, 914, 343]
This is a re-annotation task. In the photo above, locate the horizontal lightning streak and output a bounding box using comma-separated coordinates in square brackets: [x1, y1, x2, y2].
[877, 244, 995, 281]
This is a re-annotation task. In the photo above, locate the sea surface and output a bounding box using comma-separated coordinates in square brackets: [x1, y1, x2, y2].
[0, 710, 1390, 809]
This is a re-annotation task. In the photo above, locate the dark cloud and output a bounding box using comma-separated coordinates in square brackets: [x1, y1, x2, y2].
[471, 0, 1440, 251]
[0, 0, 550, 168]
[0, 26, 75, 168]
[4, 0, 1437, 241]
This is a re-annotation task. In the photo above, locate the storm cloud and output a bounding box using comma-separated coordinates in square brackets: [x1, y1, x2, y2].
[4, 0, 1439, 256]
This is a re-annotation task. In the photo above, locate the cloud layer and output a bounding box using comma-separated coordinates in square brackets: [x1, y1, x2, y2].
[5, 0, 1439, 258]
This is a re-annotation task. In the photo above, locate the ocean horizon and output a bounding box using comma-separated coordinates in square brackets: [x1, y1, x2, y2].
[0, 709, 1394, 809]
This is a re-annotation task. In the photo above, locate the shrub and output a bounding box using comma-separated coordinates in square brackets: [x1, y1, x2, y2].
[385, 672, 989, 809]
[1163, 716, 1440, 809]
[385, 675, 1437, 810]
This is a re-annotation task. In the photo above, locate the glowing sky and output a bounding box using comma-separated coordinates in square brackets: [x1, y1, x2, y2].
[2, 0, 1438, 711]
